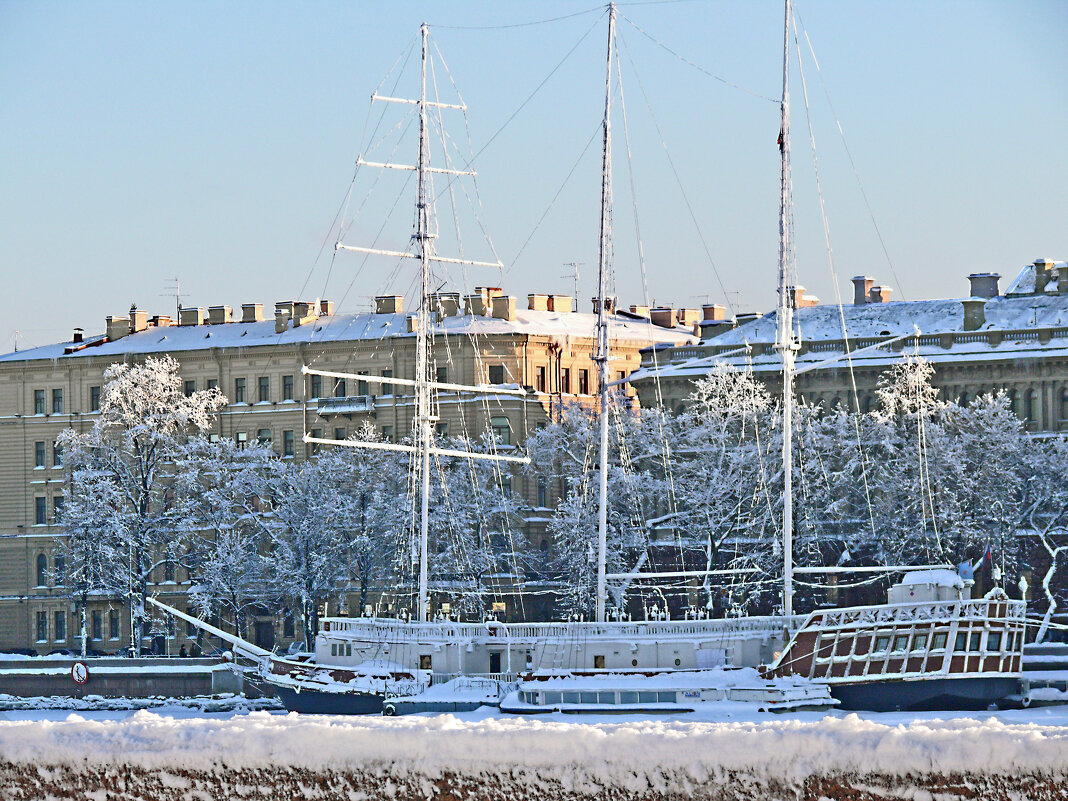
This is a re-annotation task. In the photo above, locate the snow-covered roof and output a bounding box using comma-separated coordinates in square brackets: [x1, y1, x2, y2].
[631, 286, 1068, 382]
[0, 309, 695, 364]
[898, 569, 964, 589]
[1005, 260, 1068, 296]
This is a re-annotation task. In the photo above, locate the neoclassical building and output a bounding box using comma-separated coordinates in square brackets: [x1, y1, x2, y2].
[631, 259, 1068, 432]
[0, 288, 694, 653]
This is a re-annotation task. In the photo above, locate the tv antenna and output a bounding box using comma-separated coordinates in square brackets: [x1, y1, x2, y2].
[161, 278, 187, 319]
[561, 262, 584, 300]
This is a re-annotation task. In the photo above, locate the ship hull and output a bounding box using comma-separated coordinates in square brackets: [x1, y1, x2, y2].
[830, 675, 1020, 712]
[271, 682, 385, 715]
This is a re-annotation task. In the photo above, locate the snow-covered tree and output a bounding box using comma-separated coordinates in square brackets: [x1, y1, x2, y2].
[178, 437, 279, 640]
[57, 355, 225, 655]
[1019, 435, 1068, 641]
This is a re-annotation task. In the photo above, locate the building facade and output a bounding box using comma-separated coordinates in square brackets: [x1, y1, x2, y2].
[0, 288, 694, 653]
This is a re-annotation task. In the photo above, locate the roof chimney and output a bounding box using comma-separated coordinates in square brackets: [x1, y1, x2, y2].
[464, 291, 489, 316]
[207, 305, 232, 325]
[1058, 264, 1068, 296]
[274, 307, 291, 334]
[72, 328, 83, 344]
[241, 303, 264, 323]
[491, 295, 517, 322]
[629, 305, 650, 318]
[702, 304, 726, 321]
[293, 301, 318, 327]
[676, 308, 700, 328]
[375, 295, 403, 315]
[649, 307, 676, 328]
[547, 295, 573, 313]
[967, 273, 1000, 299]
[528, 294, 549, 312]
[962, 297, 986, 331]
[130, 308, 150, 333]
[430, 292, 460, 318]
[106, 315, 131, 340]
[869, 286, 892, 303]
[852, 276, 874, 306]
[735, 312, 763, 325]
[150, 315, 172, 327]
[1034, 259, 1056, 293]
[179, 307, 205, 326]
[319, 299, 334, 316]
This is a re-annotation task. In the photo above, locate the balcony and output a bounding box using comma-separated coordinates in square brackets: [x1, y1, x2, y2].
[316, 395, 374, 415]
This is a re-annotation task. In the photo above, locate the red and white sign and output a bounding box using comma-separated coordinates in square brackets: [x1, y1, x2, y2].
[71, 661, 90, 685]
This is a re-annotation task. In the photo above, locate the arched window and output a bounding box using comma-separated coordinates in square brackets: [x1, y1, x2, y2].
[36, 554, 48, 587]
[1024, 389, 1039, 429]
[1007, 389, 1018, 416]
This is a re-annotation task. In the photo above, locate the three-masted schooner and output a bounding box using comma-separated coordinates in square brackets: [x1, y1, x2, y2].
[155, 1, 1026, 715]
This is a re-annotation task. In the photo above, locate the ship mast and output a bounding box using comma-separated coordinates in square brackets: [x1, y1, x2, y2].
[415, 22, 433, 622]
[594, 3, 616, 625]
[775, 0, 797, 618]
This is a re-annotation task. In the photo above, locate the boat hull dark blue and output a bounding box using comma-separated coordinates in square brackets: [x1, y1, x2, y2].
[831, 676, 1020, 712]
[272, 684, 384, 715]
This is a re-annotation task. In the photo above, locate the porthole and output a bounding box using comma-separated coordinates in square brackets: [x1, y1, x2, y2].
[674, 658, 681, 667]
[631, 659, 638, 667]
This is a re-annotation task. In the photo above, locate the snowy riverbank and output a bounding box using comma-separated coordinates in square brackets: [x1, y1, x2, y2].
[1, 710, 1067, 800]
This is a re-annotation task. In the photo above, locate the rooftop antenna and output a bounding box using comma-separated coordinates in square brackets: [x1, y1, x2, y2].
[11, 330, 19, 353]
[161, 278, 186, 319]
[562, 262, 584, 300]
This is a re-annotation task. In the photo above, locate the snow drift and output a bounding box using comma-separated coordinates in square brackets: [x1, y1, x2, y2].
[1, 712, 1067, 800]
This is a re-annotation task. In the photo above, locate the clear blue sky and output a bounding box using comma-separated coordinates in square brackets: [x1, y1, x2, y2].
[1, 1, 1064, 351]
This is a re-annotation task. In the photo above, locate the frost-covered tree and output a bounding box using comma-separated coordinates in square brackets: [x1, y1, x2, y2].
[57, 355, 225, 655]
[178, 437, 279, 641]
[1019, 436, 1068, 640]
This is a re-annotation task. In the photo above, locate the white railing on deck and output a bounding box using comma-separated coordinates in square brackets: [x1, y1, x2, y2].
[801, 598, 1026, 631]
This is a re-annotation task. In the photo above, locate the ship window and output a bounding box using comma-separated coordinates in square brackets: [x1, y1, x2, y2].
[597, 692, 615, 704]
[331, 643, 338, 657]
[892, 635, 909, 653]
[970, 632, 982, 651]
[419, 654, 432, 670]
[637, 691, 658, 704]
[345, 643, 352, 657]
[619, 691, 639, 704]
[657, 691, 677, 703]
[912, 633, 928, 651]
[987, 632, 1002, 651]
[543, 691, 562, 705]
[580, 692, 598, 705]
[955, 632, 968, 651]
[873, 636, 891, 653]
[562, 692, 580, 704]
[594, 655, 605, 669]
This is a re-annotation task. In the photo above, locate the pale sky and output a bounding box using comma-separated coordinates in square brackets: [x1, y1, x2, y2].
[1, 1, 1064, 352]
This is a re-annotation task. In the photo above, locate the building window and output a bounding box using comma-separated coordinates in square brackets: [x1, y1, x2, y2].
[500, 476, 512, 495]
[537, 477, 547, 507]
[334, 379, 347, 398]
[52, 496, 64, 524]
[53, 554, 65, 584]
[283, 613, 295, 639]
[283, 430, 295, 457]
[334, 427, 346, 442]
[34, 441, 45, 468]
[488, 365, 505, 384]
[164, 559, 175, 582]
[54, 611, 66, 642]
[90, 386, 101, 412]
[184, 379, 196, 397]
[310, 428, 323, 455]
[358, 379, 369, 396]
[382, 425, 393, 441]
[436, 422, 448, 437]
[36, 554, 48, 586]
[52, 388, 63, 414]
[561, 368, 571, 394]
[234, 378, 246, 403]
[1024, 389, 1038, 429]
[52, 441, 62, 468]
[91, 610, 103, 640]
[579, 370, 589, 395]
[207, 378, 218, 392]
[1061, 389, 1068, 426]
[258, 376, 270, 403]
[282, 374, 294, 401]
[236, 432, 248, 449]
[536, 366, 547, 393]
[310, 374, 323, 399]
[109, 609, 120, 640]
[35, 497, 47, 526]
[34, 389, 45, 415]
[490, 416, 511, 445]
[257, 428, 272, 446]
[35, 611, 47, 642]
